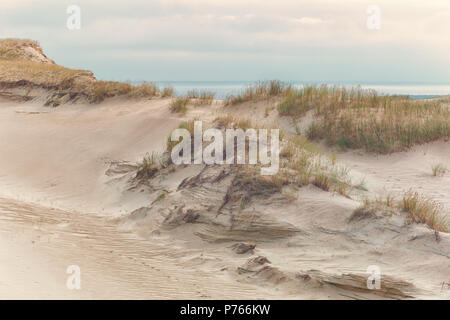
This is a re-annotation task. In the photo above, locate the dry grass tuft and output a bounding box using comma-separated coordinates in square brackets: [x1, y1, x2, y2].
[187, 90, 215, 105]
[169, 97, 190, 114]
[401, 190, 449, 232]
[161, 86, 174, 97]
[159, 117, 354, 197]
[89, 81, 160, 103]
[129, 81, 159, 98]
[0, 38, 164, 104]
[136, 153, 161, 180]
[213, 115, 252, 130]
[353, 191, 449, 233]
[431, 163, 447, 177]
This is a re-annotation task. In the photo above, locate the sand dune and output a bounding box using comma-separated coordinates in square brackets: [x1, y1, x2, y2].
[0, 98, 180, 214]
[0, 97, 448, 299]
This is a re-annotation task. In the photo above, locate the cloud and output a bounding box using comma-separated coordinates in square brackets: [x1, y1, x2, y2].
[1, 0, 450, 82]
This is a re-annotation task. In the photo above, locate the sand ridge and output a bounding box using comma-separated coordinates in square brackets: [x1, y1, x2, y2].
[0, 98, 448, 299]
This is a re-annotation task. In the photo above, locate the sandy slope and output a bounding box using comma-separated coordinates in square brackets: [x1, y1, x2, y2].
[340, 141, 450, 213]
[0, 98, 180, 215]
[0, 98, 448, 299]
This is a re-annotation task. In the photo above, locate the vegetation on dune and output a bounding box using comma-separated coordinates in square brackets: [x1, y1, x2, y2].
[161, 86, 174, 97]
[356, 191, 449, 233]
[144, 117, 354, 197]
[187, 90, 215, 105]
[0, 60, 88, 86]
[167, 90, 215, 114]
[0, 39, 86, 87]
[224, 80, 288, 106]
[0, 39, 43, 61]
[276, 85, 450, 153]
[0, 38, 171, 104]
[166, 120, 196, 155]
[437, 95, 450, 103]
[136, 153, 161, 180]
[431, 163, 447, 177]
[222, 81, 450, 154]
[90, 81, 160, 103]
[277, 135, 352, 195]
[213, 115, 252, 130]
[402, 190, 449, 232]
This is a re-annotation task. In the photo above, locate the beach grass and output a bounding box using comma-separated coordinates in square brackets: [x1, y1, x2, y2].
[169, 97, 190, 114]
[224, 80, 288, 105]
[187, 90, 215, 105]
[160, 117, 353, 196]
[277, 85, 450, 153]
[356, 191, 449, 233]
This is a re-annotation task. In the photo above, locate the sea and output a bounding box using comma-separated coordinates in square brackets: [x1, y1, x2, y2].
[142, 81, 450, 100]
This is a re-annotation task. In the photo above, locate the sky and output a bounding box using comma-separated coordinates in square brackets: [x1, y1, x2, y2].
[1, 0, 450, 83]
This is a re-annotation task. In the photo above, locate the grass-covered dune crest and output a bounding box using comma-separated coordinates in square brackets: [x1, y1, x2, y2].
[0, 38, 171, 106]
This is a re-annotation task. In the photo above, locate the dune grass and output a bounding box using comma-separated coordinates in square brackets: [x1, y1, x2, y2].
[431, 163, 447, 177]
[276, 85, 450, 153]
[136, 153, 161, 180]
[167, 90, 215, 113]
[357, 191, 449, 232]
[0, 38, 170, 104]
[213, 115, 253, 130]
[187, 90, 215, 105]
[0, 59, 88, 86]
[161, 117, 353, 196]
[224, 80, 288, 106]
[166, 120, 196, 155]
[401, 190, 449, 232]
[0, 39, 42, 61]
[169, 97, 190, 114]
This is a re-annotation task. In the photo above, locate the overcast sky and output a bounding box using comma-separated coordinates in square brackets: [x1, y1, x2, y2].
[1, 0, 450, 83]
